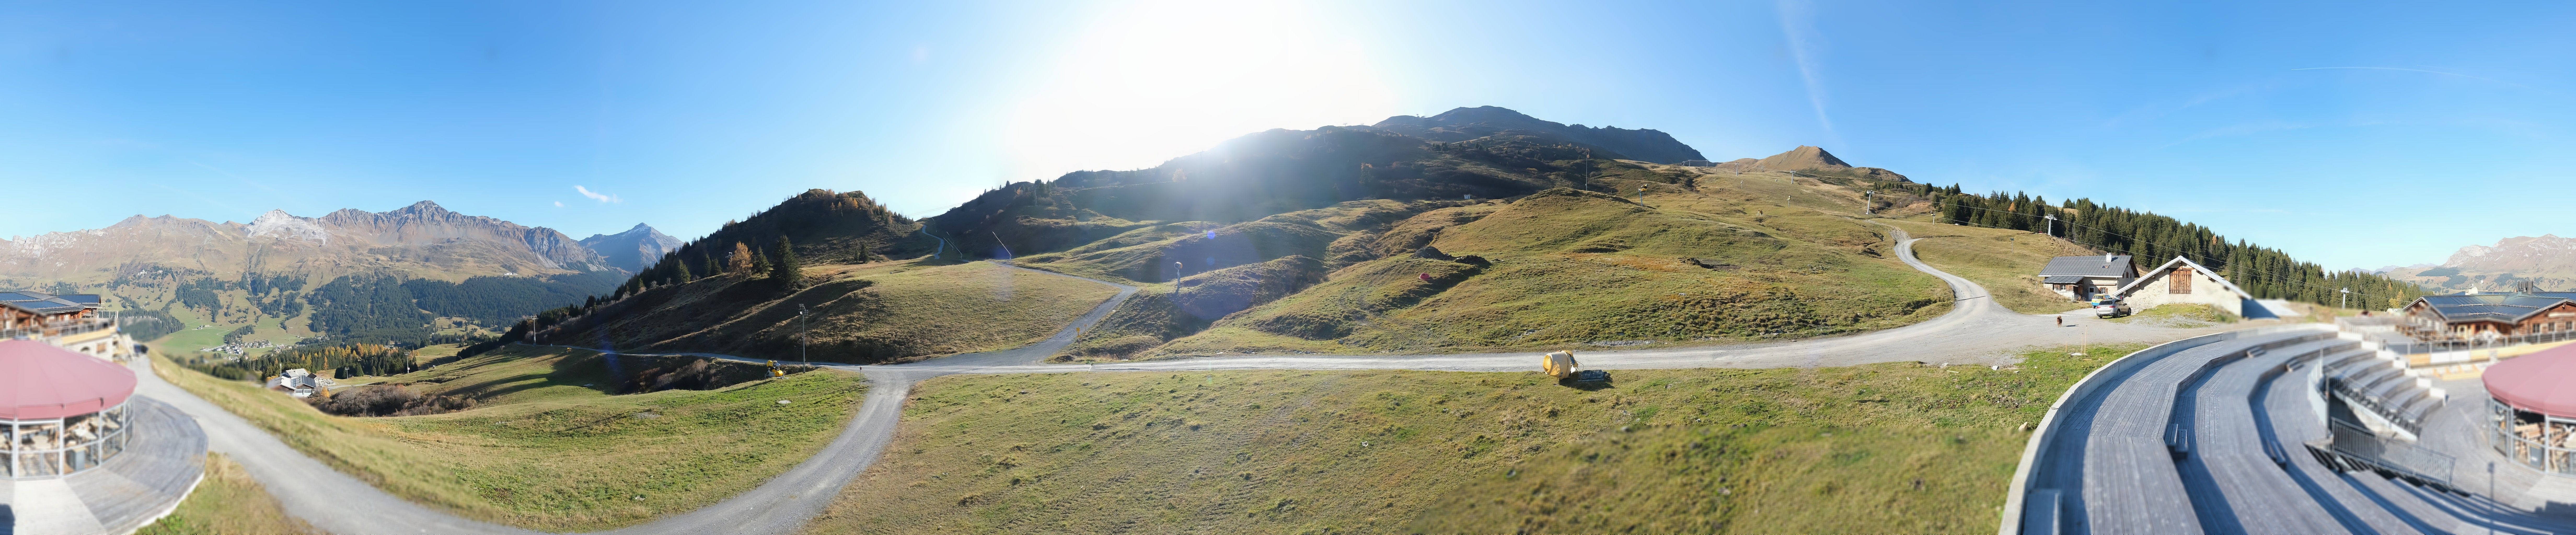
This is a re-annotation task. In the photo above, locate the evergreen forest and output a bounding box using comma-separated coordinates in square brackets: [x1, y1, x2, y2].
[188, 343, 412, 381]
[1873, 183, 2427, 309]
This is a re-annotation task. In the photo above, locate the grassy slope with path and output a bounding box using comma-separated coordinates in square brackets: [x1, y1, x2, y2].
[152, 346, 867, 531]
[545, 259, 1118, 364]
[1879, 217, 2101, 315]
[1047, 168, 1955, 358]
[804, 343, 2149, 534]
[136, 453, 325, 535]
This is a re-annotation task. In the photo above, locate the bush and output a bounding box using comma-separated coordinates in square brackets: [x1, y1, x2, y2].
[308, 385, 475, 417]
[625, 359, 728, 393]
[118, 308, 186, 342]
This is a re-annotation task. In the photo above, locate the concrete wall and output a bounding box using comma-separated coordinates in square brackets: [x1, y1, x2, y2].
[2120, 268, 2244, 317]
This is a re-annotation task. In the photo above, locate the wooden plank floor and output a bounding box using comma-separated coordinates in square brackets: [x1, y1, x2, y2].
[2188, 339, 2357, 534]
[62, 396, 207, 535]
[2081, 341, 2242, 535]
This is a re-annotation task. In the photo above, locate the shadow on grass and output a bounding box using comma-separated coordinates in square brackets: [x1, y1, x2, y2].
[1560, 378, 1616, 392]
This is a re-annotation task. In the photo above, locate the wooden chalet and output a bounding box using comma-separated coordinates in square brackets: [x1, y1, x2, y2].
[2402, 291, 2576, 340]
[2037, 254, 2137, 301]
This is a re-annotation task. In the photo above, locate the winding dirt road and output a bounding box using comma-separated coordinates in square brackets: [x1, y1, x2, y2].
[135, 226, 2234, 534]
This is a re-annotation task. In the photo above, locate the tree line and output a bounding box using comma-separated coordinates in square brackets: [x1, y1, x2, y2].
[1892, 184, 2428, 309]
[189, 343, 412, 381]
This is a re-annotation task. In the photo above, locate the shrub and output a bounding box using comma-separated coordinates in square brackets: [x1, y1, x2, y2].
[308, 385, 475, 417]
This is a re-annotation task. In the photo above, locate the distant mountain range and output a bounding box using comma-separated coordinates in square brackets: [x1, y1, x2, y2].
[2382, 235, 2576, 293]
[0, 202, 684, 340]
[0, 201, 628, 284]
[534, 105, 1969, 364]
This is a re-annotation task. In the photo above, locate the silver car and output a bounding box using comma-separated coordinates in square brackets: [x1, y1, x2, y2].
[2094, 300, 2133, 318]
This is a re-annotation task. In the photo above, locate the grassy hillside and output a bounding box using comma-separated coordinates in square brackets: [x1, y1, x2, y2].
[1879, 218, 2101, 314]
[802, 343, 2147, 534]
[153, 346, 865, 531]
[539, 259, 1117, 364]
[136, 453, 325, 535]
[1053, 175, 1951, 358]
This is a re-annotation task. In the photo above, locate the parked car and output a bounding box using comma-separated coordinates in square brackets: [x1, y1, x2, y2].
[2093, 299, 2133, 318]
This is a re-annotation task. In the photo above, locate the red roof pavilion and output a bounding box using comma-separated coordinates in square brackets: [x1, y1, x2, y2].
[0, 339, 136, 421]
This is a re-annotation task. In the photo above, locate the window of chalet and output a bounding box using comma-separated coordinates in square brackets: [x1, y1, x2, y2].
[2170, 266, 2193, 294]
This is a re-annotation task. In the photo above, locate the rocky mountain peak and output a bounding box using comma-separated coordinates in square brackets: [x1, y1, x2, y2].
[1715, 146, 1911, 183]
[578, 223, 683, 272]
[1750, 146, 1851, 170]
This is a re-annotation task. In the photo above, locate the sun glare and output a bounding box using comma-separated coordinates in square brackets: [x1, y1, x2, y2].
[1000, 0, 1398, 182]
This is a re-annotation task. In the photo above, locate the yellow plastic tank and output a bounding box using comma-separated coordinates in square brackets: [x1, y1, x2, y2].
[1541, 351, 1578, 379]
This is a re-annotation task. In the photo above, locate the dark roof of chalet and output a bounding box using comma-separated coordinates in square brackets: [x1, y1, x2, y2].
[0, 290, 99, 315]
[2041, 275, 2088, 284]
[2413, 292, 2576, 324]
[2038, 255, 2134, 278]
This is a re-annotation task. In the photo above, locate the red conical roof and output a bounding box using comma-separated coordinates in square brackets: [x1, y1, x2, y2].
[0, 340, 137, 420]
[2487, 343, 2576, 417]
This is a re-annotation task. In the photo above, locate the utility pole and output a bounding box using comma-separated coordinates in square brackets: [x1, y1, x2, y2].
[2340, 288, 2350, 311]
[798, 304, 809, 366]
[1865, 191, 1874, 214]
[2044, 214, 2058, 237]
[1173, 261, 1184, 298]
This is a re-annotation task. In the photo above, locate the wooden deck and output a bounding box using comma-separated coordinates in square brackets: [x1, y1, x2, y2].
[5, 396, 207, 535]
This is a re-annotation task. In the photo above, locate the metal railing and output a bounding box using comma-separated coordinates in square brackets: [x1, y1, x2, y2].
[0, 316, 118, 341]
[2311, 419, 2454, 490]
[2327, 375, 2426, 436]
[4, 402, 130, 479]
[2488, 399, 2576, 476]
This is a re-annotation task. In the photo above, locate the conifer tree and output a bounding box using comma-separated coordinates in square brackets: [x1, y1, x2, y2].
[752, 250, 771, 277]
[773, 236, 804, 289]
[675, 260, 692, 282]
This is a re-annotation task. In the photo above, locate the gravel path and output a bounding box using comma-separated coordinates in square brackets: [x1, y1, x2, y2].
[143, 227, 2237, 534]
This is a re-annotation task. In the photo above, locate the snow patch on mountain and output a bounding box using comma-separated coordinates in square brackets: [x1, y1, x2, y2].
[246, 210, 328, 243]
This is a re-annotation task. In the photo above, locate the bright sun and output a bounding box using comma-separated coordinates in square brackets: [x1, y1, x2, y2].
[999, 0, 1400, 182]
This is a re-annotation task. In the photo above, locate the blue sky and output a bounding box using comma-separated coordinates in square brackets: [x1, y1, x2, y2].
[2, 1, 2569, 270]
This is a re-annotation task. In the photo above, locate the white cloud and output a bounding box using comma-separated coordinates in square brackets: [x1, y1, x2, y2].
[574, 185, 621, 203]
[554, 201, 565, 207]
[1775, 0, 1841, 147]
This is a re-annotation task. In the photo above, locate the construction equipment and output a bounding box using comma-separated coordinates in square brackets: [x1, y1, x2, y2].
[1542, 351, 1579, 379]
[766, 360, 786, 378]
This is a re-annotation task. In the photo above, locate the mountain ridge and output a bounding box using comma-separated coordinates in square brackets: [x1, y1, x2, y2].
[579, 223, 684, 272]
[2386, 234, 2576, 292]
[2, 201, 613, 284]
[1354, 106, 1707, 164]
